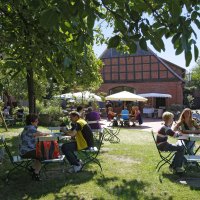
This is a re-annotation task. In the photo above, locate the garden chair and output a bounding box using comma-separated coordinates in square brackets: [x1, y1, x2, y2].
[36, 136, 67, 177]
[103, 127, 120, 143]
[78, 131, 105, 171]
[0, 135, 32, 182]
[151, 131, 176, 172]
[87, 120, 103, 141]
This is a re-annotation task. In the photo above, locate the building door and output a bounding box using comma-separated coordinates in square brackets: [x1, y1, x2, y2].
[156, 98, 166, 108]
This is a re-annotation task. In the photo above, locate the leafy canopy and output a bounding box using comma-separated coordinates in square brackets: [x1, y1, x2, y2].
[0, 0, 103, 101]
[0, 0, 199, 112]
[29, 0, 200, 67]
[191, 59, 200, 89]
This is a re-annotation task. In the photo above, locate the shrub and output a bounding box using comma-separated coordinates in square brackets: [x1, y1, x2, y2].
[168, 104, 184, 112]
[36, 99, 64, 124]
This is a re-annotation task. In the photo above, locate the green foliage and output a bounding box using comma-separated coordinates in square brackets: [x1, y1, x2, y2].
[168, 104, 184, 112]
[0, 0, 199, 112]
[191, 60, 200, 89]
[0, 1, 103, 112]
[59, 116, 70, 126]
[36, 99, 63, 121]
[187, 94, 194, 108]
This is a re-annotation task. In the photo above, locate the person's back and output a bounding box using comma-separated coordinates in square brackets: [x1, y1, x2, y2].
[85, 107, 101, 130]
[3, 106, 10, 118]
[17, 108, 24, 119]
[76, 118, 94, 148]
[77, 105, 85, 119]
[121, 108, 129, 120]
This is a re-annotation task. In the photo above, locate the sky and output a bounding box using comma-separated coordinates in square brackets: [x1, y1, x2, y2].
[93, 26, 200, 73]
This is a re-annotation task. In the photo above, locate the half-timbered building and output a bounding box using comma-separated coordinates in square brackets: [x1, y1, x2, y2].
[98, 46, 186, 111]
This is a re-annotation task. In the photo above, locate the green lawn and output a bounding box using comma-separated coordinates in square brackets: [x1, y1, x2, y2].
[0, 126, 200, 200]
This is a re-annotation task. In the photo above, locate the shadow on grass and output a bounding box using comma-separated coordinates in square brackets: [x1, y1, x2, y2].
[162, 172, 200, 190]
[96, 177, 161, 199]
[0, 135, 100, 200]
[120, 125, 152, 130]
[0, 171, 97, 200]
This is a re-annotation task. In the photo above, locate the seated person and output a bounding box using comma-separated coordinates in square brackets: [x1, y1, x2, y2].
[85, 107, 101, 130]
[130, 106, 137, 126]
[16, 107, 24, 119]
[19, 114, 49, 181]
[130, 106, 143, 126]
[156, 111, 185, 173]
[135, 106, 143, 125]
[107, 107, 116, 121]
[173, 108, 200, 155]
[61, 111, 94, 173]
[3, 106, 10, 118]
[120, 106, 130, 126]
[77, 105, 85, 119]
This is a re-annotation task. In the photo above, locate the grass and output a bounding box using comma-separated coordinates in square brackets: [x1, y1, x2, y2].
[1, 125, 200, 200]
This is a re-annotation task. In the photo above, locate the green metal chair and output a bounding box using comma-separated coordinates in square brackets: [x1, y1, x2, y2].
[151, 131, 176, 172]
[0, 135, 32, 182]
[78, 131, 105, 171]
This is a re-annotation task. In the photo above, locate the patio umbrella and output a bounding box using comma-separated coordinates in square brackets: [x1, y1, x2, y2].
[138, 93, 172, 98]
[105, 91, 147, 102]
[55, 91, 102, 102]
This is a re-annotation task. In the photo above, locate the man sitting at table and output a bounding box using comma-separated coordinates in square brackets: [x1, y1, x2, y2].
[61, 111, 94, 173]
[156, 111, 185, 173]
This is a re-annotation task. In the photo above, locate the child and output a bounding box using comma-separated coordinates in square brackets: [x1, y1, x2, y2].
[156, 111, 185, 173]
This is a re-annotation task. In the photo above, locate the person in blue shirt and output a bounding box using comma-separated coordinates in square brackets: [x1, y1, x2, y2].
[20, 114, 48, 181]
[120, 106, 130, 126]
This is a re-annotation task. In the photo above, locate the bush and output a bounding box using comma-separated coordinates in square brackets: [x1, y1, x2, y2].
[168, 104, 184, 121]
[36, 99, 64, 125]
[168, 104, 184, 112]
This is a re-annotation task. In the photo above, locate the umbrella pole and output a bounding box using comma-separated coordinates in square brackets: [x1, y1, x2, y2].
[123, 101, 127, 108]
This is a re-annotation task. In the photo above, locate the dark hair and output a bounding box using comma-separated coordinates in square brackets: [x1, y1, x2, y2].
[69, 111, 80, 117]
[87, 107, 93, 112]
[26, 114, 38, 125]
[77, 105, 83, 112]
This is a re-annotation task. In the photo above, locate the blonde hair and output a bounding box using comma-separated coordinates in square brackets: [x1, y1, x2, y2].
[177, 108, 194, 126]
[162, 111, 174, 121]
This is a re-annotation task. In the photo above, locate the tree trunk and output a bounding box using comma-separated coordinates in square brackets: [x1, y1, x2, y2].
[26, 68, 36, 113]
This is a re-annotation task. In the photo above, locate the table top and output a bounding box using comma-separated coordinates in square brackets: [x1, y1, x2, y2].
[36, 133, 71, 141]
[178, 134, 200, 141]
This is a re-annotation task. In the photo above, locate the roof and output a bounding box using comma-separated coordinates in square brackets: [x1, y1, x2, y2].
[99, 44, 154, 59]
[99, 45, 185, 82]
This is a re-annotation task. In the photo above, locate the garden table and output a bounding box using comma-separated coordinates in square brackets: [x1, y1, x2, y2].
[178, 134, 200, 155]
[178, 134, 200, 167]
[37, 134, 71, 142]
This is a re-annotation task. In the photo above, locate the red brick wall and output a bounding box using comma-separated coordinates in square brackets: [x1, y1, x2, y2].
[99, 54, 185, 106]
[98, 81, 183, 105]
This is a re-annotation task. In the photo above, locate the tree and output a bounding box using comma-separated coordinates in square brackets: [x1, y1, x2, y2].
[35, 0, 200, 66]
[0, 0, 200, 112]
[0, 1, 102, 113]
[191, 59, 200, 89]
[183, 59, 200, 107]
